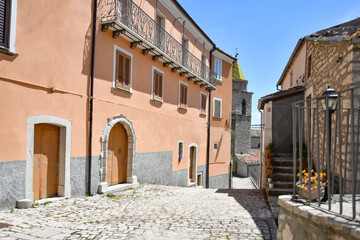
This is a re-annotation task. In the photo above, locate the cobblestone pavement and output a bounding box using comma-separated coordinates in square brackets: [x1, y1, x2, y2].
[232, 176, 256, 189]
[0, 185, 277, 240]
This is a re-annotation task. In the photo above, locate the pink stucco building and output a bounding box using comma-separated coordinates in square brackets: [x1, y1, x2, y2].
[0, 0, 235, 209]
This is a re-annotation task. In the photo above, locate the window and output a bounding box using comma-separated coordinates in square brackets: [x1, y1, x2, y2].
[113, 46, 132, 92]
[213, 142, 219, 150]
[213, 97, 222, 118]
[201, 54, 207, 78]
[179, 81, 188, 109]
[242, 99, 246, 115]
[214, 57, 222, 80]
[182, 38, 189, 66]
[0, 0, 17, 52]
[0, 0, 10, 48]
[200, 92, 207, 115]
[152, 67, 164, 102]
[307, 55, 312, 79]
[156, 13, 165, 48]
[178, 140, 184, 161]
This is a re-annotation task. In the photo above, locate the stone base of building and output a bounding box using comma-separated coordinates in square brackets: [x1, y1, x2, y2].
[277, 195, 360, 240]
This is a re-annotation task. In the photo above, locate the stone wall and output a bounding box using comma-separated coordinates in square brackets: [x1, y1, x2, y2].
[232, 114, 251, 154]
[277, 195, 360, 240]
[303, 40, 360, 193]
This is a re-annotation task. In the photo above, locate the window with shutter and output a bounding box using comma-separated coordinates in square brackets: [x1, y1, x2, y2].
[179, 82, 188, 109]
[152, 68, 163, 101]
[0, 0, 10, 48]
[115, 49, 132, 91]
[200, 92, 207, 115]
[213, 97, 222, 118]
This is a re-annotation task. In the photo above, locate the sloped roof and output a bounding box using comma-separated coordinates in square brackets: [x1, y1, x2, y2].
[258, 86, 304, 110]
[276, 17, 360, 87]
[233, 60, 246, 80]
[307, 17, 360, 40]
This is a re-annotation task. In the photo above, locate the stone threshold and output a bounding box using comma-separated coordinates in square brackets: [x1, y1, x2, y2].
[102, 182, 139, 195]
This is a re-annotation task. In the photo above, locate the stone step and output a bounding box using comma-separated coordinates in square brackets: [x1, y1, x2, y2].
[272, 158, 293, 167]
[267, 173, 294, 182]
[268, 188, 293, 196]
[273, 166, 293, 174]
[272, 181, 293, 189]
[275, 153, 292, 158]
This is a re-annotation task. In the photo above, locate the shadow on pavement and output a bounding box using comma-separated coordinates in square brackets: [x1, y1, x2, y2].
[215, 189, 277, 240]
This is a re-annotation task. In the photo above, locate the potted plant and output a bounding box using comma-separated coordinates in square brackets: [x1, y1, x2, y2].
[267, 165, 273, 175]
[268, 180, 274, 189]
[296, 169, 326, 201]
[264, 142, 273, 155]
[265, 142, 274, 164]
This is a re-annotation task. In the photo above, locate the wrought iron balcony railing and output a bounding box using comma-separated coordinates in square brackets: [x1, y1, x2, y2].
[101, 0, 216, 88]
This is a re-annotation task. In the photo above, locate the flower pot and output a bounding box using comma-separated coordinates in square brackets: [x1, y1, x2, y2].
[266, 157, 273, 165]
[269, 183, 274, 189]
[267, 178, 272, 182]
[267, 169, 273, 175]
[296, 182, 325, 201]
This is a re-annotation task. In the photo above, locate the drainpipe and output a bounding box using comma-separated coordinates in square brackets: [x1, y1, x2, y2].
[88, 0, 98, 195]
[259, 109, 263, 188]
[206, 45, 216, 189]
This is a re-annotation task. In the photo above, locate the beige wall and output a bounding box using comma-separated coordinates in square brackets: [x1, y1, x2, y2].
[280, 44, 306, 90]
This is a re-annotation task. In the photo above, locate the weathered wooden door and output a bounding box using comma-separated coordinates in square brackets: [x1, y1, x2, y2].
[107, 123, 128, 185]
[189, 146, 196, 180]
[33, 124, 60, 200]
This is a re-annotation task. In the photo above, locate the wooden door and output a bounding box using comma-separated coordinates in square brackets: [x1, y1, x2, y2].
[107, 123, 128, 185]
[189, 146, 195, 180]
[33, 124, 60, 200]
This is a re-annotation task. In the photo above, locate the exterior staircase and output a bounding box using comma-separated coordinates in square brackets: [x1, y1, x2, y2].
[266, 153, 294, 224]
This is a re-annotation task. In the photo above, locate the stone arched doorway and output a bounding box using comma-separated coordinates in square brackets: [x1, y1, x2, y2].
[98, 115, 137, 193]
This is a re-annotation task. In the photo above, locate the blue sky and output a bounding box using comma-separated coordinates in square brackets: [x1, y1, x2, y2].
[177, 0, 360, 125]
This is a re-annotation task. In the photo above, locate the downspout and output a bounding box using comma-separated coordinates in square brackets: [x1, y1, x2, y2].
[206, 45, 216, 189]
[259, 109, 263, 188]
[88, 0, 97, 195]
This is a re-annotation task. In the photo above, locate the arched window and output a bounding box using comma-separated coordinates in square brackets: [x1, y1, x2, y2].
[242, 99, 246, 115]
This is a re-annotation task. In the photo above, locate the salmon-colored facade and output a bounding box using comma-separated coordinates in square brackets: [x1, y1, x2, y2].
[0, 0, 234, 208]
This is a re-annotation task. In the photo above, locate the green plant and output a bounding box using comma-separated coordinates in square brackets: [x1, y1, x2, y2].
[266, 165, 273, 170]
[41, 201, 52, 206]
[106, 193, 116, 199]
[10, 208, 14, 213]
[265, 142, 274, 151]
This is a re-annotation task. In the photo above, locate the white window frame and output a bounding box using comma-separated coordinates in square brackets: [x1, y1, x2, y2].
[213, 142, 219, 150]
[177, 140, 184, 161]
[200, 91, 207, 115]
[0, 0, 17, 53]
[213, 97, 222, 118]
[151, 66, 164, 103]
[113, 45, 133, 93]
[214, 57, 222, 81]
[178, 80, 189, 109]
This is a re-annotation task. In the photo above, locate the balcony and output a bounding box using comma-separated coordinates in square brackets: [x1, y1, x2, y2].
[101, 0, 217, 89]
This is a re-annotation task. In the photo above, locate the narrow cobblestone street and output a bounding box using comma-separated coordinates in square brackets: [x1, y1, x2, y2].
[0, 185, 277, 239]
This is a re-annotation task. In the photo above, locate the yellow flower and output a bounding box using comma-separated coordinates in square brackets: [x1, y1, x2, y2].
[297, 173, 300, 177]
[311, 169, 314, 173]
[314, 186, 317, 189]
[302, 170, 306, 173]
[323, 173, 326, 176]
[301, 185, 304, 189]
